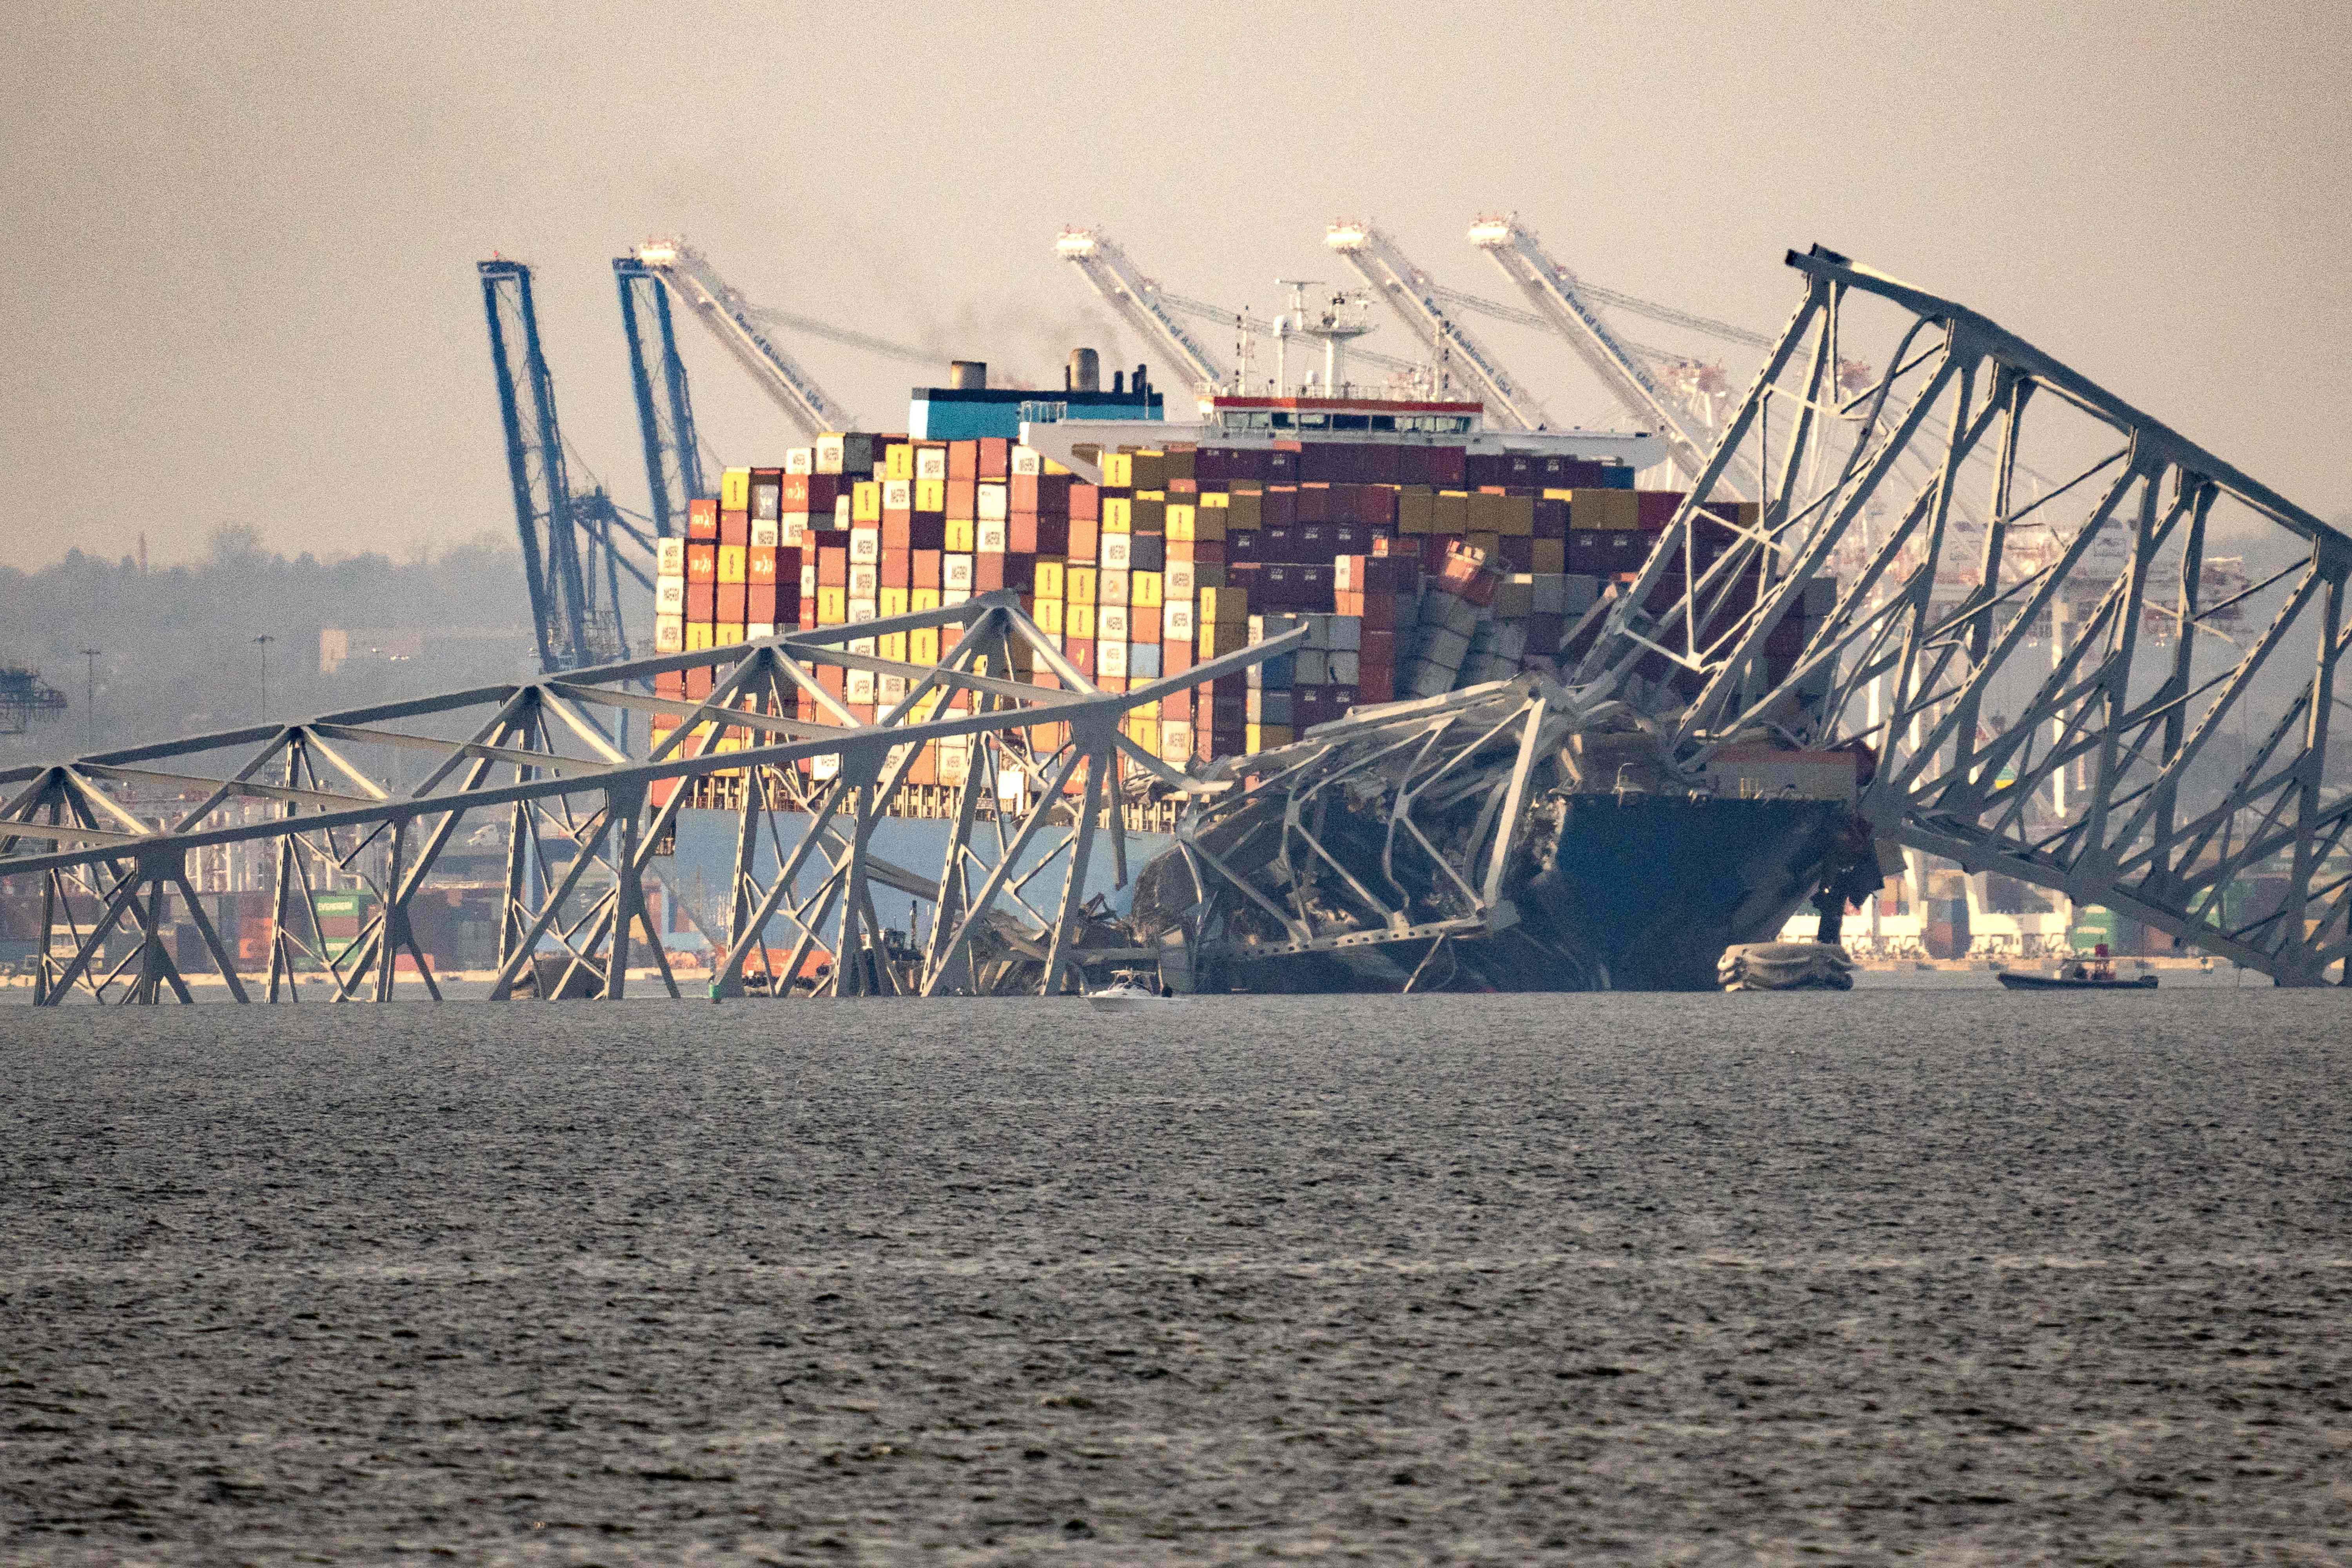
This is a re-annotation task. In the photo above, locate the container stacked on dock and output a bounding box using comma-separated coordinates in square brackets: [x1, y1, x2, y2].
[650, 430, 1835, 799]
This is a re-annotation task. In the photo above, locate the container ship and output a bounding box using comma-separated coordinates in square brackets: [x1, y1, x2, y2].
[649, 359, 1863, 991]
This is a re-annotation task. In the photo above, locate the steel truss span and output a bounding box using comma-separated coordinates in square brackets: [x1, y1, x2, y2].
[1577, 247, 2351, 985]
[0, 595, 1301, 1005]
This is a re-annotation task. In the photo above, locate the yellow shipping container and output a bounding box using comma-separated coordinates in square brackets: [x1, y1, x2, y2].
[1198, 585, 1249, 624]
[1246, 723, 1293, 753]
[910, 626, 940, 664]
[1201, 621, 1249, 657]
[717, 545, 748, 584]
[945, 518, 975, 553]
[1466, 531, 1500, 561]
[911, 587, 941, 613]
[878, 631, 907, 662]
[1131, 570, 1163, 608]
[1034, 561, 1065, 599]
[1102, 496, 1131, 533]
[879, 586, 909, 618]
[1531, 538, 1566, 573]
[1067, 566, 1098, 606]
[884, 443, 914, 481]
[1227, 490, 1263, 529]
[915, 477, 946, 512]
[1570, 488, 1641, 530]
[1396, 486, 1434, 534]
[816, 586, 848, 624]
[1102, 451, 1133, 488]
[1066, 603, 1096, 640]
[717, 622, 746, 644]
[1467, 490, 1505, 534]
[685, 622, 715, 652]
[853, 480, 882, 523]
[1497, 492, 1535, 537]
[1165, 502, 1196, 541]
[1033, 597, 1064, 635]
[720, 467, 751, 510]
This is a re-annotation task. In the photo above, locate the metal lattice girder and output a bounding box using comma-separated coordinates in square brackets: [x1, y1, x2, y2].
[1575, 246, 2352, 985]
[0, 594, 1305, 1004]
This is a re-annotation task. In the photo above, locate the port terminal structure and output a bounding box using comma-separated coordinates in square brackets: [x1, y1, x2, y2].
[0, 595, 1303, 1005]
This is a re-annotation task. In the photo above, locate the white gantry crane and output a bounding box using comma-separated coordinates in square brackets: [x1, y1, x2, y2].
[1323, 220, 1552, 432]
[1466, 214, 1748, 492]
[1056, 228, 1230, 392]
[631, 239, 856, 437]
[1056, 227, 1425, 396]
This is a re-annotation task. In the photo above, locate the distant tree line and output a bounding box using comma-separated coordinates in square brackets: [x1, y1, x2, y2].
[0, 526, 537, 760]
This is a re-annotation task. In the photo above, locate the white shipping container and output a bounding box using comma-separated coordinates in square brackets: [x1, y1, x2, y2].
[781, 516, 807, 546]
[1163, 601, 1196, 640]
[943, 554, 975, 592]
[654, 615, 685, 654]
[1098, 605, 1131, 642]
[976, 519, 1008, 554]
[976, 483, 1009, 521]
[656, 539, 687, 577]
[1098, 639, 1129, 678]
[848, 635, 877, 656]
[655, 578, 686, 615]
[786, 446, 815, 474]
[848, 563, 879, 599]
[849, 527, 881, 564]
[833, 496, 851, 529]
[814, 751, 840, 780]
[1101, 534, 1133, 571]
[942, 587, 971, 607]
[915, 446, 948, 482]
[1165, 560, 1197, 599]
[800, 564, 818, 597]
[751, 518, 779, 548]
[846, 669, 877, 704]
[884, 478, 913, 512]
[879, 673, 909, 703]
[815, 435, 846, 475]
[1159, 720, 1192, 760]
[746, 622, 776, 639]
[1012, 445, 1043, 476]
[848, 599, 877, 624]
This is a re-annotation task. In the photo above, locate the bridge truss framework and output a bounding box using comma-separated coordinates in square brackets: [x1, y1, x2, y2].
[0, 596, 1298, 1005]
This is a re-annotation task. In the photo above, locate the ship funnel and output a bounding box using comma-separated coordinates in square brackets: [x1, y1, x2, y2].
[949, 360, 987, 390]
[1066, 347, 1100, 392]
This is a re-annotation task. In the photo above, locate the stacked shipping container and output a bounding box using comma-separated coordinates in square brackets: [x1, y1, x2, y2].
[648, 431, 1835, 804]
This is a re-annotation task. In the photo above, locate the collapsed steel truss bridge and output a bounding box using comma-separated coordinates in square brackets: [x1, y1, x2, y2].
[0, 596, 1297, 1005]
[1575, 247, 2350, 984]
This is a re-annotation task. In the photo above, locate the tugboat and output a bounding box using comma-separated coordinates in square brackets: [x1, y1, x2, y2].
[1996, 943, 2158, 991]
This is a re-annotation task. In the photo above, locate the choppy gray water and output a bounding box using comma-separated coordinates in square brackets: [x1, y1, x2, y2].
[2, 989, 2348, 1564]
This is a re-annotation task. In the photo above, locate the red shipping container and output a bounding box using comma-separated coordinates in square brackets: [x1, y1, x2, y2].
[1065, 638, 1095, 677]
[947, 440, 978, 481]
[946, 476, 977, 518]
[1358, 664, 1395, 703]
[912, 549, 942, 590]
[881, 515, 911, 553]
[748, 583, 779, 622]
[1161, 684, 1192, 720]
[1637, 490, 1688, 528]
[720, 508, 750, 547]
[1426, 446, 1466, 486]
[1068, 517, 1100, 563]
[656, 668, 685, 698]
[1070, 483, 1101, 521]
[687, 497, 719, 539]
[685, 666, 713, 700]
[977, 437, 1011, 479]
[1360, 629, 1398, 670]
[717, 582, 747, 622]
[1497, 535, 1535, 572]
[1161, 639, 1194, 678]
[685, 541, 717, 582]
[880, 550, 911, 589]
[1296, 484, 1332, 524]
[973, 554, 1007, 592]
[748, 546, 777, 582]
[686, 581, 715, 621]
[1261, 486, 1299, 528]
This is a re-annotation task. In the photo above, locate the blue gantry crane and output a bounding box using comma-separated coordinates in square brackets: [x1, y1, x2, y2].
[479, 258, 653, 673]
[612, 254, 710, 538]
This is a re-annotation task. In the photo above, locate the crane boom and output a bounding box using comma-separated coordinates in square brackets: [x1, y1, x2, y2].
[1467, 216, 1740, 491]
[1055, 228, 1229, 390]
[630, 240, 853, 437]
[612, 255, 708, 539]
[1323, 220, 1551, 432]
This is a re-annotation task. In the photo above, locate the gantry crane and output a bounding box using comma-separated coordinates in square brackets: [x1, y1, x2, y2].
[1056, 228, 1230, 392]
[629, 240, 855, 437]
[1323, 221, 1552, 431]
[1467, 214, 1745, 490]
[1057, 227, 1425, 396]
[480, 259, 628, 673]
[612, 254, 710, 538]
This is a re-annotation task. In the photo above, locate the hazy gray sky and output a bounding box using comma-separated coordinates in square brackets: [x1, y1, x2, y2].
[7, 1, 2347, 571]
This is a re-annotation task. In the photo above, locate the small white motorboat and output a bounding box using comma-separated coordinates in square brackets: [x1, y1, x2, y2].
[1085, 970, 1183, 1011]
